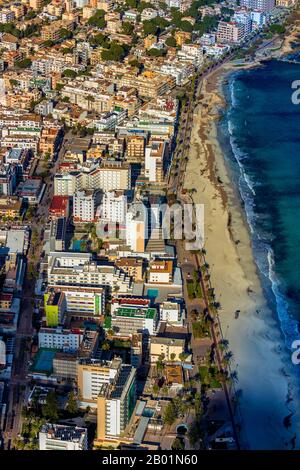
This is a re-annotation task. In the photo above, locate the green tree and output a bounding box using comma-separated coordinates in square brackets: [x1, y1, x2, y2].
[122, 21, 134, 36]
[126, 0, 138, 8]
[163, 401, 177, 425]
[101, 41, 129, 61]
[66, 391, 78, 415]
[42, 391, 59, 421]
[15, 58, 32, 69]
[101, 340, 110, 351]
[59, 28, 73, 40]
[172, 437, 185, 450]
[89, 32, 109, 47]
[143, 19, 158, 36]
[87, 9, 106, 29]
[270, 24, 285, 34]
[188, 421, 203, 447]
[179, 20, 193, 33]
[165, 36, 177, 48]
[147, 47, 166, 57]
[63, 69, 77, 79]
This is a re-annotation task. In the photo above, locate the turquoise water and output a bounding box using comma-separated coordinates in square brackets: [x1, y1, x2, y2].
[32, 348, 57, 373]
[220, 57, 300, 353]
[147, 288, 159, 300]
[73, 240, 86, 251]
[217, 56, 300, 448]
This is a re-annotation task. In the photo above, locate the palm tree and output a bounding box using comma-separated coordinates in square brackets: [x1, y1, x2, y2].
[219, 338, 229, 351]
[230, 370, 238, 383]
[223, 351, 233, 366]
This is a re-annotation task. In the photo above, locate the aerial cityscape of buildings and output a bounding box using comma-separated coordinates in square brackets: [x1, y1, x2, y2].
[0, 0, 297, 453]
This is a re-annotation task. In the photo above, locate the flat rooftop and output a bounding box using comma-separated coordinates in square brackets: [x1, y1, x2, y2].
[115, 307, 156, 320]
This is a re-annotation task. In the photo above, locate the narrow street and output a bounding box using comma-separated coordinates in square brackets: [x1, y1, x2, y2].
[3, 131, 67, 449]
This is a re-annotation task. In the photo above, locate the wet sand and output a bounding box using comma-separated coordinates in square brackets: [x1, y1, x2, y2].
[183, 61, 300, 449]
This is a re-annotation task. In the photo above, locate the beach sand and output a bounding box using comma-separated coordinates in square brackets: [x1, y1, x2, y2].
[183, 65, 300, 449]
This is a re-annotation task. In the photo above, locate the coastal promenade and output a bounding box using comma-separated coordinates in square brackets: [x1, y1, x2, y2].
[167, 61, 242, 449]
[175, 18, 300, 449]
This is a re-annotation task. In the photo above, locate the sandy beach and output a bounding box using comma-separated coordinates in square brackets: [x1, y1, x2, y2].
[183, 52, 300, 449]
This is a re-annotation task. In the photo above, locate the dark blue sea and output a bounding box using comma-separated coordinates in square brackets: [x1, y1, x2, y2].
[219, 55, 300, 358]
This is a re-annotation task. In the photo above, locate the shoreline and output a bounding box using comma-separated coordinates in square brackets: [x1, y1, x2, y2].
[183, 27, 300, 449]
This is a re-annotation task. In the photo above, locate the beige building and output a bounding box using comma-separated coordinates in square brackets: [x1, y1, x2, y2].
[53, 353, 78, 380]
[96, 364, 136, 442]
[144, 34, 157, 49]
[29, 0, 43, 10]
[276, 0, 296, 5]
[148, 260, 173, 284]
[144, 138, 166, 184]
[150, 337, 185, 363]
[217, 21, 245, 44]
[120, 71, 174, 99]
[174, 30, 191, 46]
[115, 257, 143, 282]
[126, 135, 145, 163]
[97, 0, 114, 11]
[77, 358, 123, 408]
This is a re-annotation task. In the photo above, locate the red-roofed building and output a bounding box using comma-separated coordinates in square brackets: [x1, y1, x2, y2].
[49, 196, 69, 219]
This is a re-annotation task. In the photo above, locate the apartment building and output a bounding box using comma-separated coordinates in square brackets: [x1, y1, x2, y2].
[125, 135, 145, 163]
[149, 337, 185, 363]
[54, 162, 131, 196]
[61, 85, 114, 113]
[101, 190, 127, 223]
[125, 208, 146, 253]
[250, 10, 267, 28]
[73, 190, 100, 222]
[47, 252, 132, 293]
[77, 357, 123, 408]
[240, 0, 275, 10]
[217, 21, 245, 44]
[44, 291, 67, 327]
[120, 71, 174, 99]
[0, 9, 15, 24]
[148, 260, 173, 284]
[49, 285, 105, 317]
[97, 0, 114, 12]
[233, 10, 252, 35]
[115, 257, 143, 282]
[97, 364, 136, 442]
[38, 327, 84, 352]
[39, 424, 88, 450]
[88, 162, 131, 192]
[54, 172, 78, 196]
[174, 30, 191, 46]
[53, 353, 78, 380]
[276, 0, 296, 5]
[111, 304, 159, 336]
[39, 126, 60, 156]
[144, 138, 166, 183]
[177, 43, 204, 67]
[30, 0, 44, 10]
[159, 301, 184, 325]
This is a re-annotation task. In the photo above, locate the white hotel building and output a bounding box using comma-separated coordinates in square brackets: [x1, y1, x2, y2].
[101, 190, 127, 223]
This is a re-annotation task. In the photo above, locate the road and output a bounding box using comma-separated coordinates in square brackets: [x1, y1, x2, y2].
[2, 131, 67, 449]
